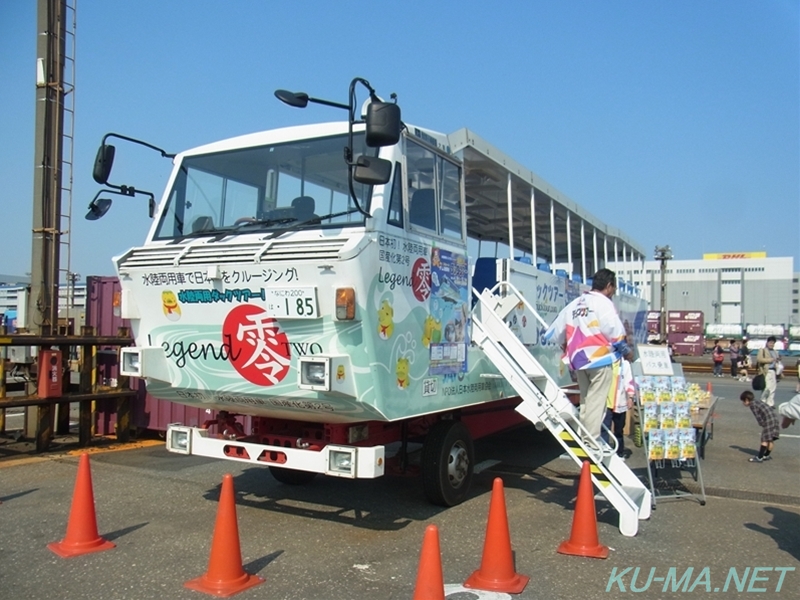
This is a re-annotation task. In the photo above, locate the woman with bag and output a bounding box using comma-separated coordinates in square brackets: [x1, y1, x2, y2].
[712, 340, 725, 378]
[729, 340, 740, 378]
[756, 336, 780, 406]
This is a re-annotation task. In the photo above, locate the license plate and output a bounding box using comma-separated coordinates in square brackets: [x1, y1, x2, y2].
[265, 287, 319, 318]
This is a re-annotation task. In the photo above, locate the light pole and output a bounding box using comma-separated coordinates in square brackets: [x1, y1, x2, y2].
[654, 245, 673, 343]
[67, 271, 80, 308]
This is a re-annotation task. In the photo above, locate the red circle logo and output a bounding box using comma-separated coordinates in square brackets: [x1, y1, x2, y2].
[223, 304, 291, 386]
[411, 258, 431, 302]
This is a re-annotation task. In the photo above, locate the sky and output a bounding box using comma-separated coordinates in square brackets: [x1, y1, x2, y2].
[1, 1, 798, 279]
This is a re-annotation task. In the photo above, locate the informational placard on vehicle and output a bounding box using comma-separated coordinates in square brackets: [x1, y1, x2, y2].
[636, 344, 674, 376]
[266, 287, 318, 318]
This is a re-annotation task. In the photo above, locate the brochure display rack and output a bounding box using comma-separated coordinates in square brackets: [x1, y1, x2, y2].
[633, 345, 711, 508]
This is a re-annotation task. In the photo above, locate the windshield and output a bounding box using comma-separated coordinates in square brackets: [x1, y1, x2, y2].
[154, 132, 376, 240]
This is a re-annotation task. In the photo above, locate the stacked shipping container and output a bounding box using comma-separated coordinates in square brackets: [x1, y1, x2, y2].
[667, 310, 705, 357]
[646, 310, 705, 356]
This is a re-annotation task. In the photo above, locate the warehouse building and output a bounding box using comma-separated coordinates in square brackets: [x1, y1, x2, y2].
[609, 252, 796, 326]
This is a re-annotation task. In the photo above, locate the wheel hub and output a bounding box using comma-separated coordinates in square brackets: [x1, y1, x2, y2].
[447, 442, 469, 488]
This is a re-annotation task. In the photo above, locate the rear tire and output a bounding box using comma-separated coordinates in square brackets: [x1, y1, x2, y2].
[422, 420, 474, 507]
[269, 466, 317, 485]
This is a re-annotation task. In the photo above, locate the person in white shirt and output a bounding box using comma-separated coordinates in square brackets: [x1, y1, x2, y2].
[601, 359, 635, 460]
[544, 268, 633, 451]
[756, 336, 780, 407]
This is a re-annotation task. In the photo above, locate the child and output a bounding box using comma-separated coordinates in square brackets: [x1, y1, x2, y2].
[602, 359, 635, 459]
[739, 390, 780, 462]
[737, 344, 753, 382]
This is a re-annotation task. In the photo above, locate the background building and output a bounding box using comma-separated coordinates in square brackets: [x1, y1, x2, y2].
[610, 252, 796, 326]
[1, 275, 86, 332]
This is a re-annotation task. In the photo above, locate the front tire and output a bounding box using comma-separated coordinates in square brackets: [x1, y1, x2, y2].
[269, 466, 317, 485]
[422, 420, 474, 507]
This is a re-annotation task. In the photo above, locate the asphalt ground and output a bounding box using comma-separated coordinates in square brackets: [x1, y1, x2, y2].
[1, 374, 798, 600]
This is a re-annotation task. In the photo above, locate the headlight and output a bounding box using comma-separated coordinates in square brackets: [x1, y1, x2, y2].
[327, 447, 356, 477]
[120, 349, 141, 376]
[299, 357, 330, 390]
[168, 428, 190, 454]
[305, 362, 326, 384]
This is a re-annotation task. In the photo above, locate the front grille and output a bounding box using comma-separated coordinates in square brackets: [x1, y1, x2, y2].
[118, 237, 348, 269]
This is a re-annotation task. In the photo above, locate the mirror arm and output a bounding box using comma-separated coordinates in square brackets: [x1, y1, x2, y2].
[90, 187, 127, 201]
[102, 181, 154, 200]
[306, 96, 350, 111]
[343, 77, 376, 219]
[89, 186, 157, 215]
[102, 132, 176, 159]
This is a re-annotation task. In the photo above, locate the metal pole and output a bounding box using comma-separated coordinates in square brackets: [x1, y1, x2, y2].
[29, 0, 66, 338]
[655, 245, 673, 343]
[29, 0, 67, 452]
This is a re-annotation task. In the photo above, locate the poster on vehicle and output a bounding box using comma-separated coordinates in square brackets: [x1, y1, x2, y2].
[428, 248, 469, 375]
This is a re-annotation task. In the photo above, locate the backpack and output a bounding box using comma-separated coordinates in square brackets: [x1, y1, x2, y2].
[752, 373, 765, 391]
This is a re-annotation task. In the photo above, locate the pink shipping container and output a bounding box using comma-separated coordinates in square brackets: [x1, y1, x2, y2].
[667, 332, 705, 356]
[667, 310, 704, 335]
[646, 311, 661, 333]
[85, 276, 130, 435]
[667, 321, 704, 334]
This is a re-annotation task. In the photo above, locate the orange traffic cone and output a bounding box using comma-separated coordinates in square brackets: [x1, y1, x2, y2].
[413, 525, 445, 600]
[707, 381, 713, 394]
[184, 473, 264, 597]
[464, 477, 529, 593]
[48, 453, 115, 558]
[557, 461, 609, 559]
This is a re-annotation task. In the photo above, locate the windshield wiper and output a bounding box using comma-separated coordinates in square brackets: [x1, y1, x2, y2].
[209, 216, 298, 242]
[168, 229, 216, 245]
[261, 208, 361, 241]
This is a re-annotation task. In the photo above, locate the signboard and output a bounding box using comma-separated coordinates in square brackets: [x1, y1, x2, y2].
[636, 344, 675, 376]
[702, 251, 766, 260]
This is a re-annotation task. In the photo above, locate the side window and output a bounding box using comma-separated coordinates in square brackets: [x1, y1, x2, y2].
[438, 157, 462, 239]
[387, 162, 403, 228]
[407, 140, 437, 231]
[409, 188, 436, 230]
[406, 138, 463, 240]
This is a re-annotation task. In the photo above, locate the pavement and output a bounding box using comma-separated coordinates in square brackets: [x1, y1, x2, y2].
[1, 374, 798, 599]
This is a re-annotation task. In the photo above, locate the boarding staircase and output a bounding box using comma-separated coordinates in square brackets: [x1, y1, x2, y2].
[471, 282, 651, 536]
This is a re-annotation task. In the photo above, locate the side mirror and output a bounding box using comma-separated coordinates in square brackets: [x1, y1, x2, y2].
[353, 156, 392, 185]
[149, 197, 156, 218]
[85, 197, 112, 221]
[274, 89, 310, 108]
[93, 144, 116, 184]
[365, 101, 401, 147]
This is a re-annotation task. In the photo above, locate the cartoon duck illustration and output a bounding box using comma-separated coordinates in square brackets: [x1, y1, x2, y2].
[377, 299, 394, 340]
[336, 364, 345, 383]
[422, 314, 442, 348]
[396, 357, 410, 390]
[162, 290, 182, 321]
